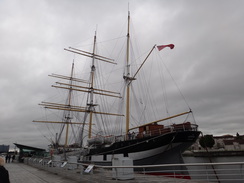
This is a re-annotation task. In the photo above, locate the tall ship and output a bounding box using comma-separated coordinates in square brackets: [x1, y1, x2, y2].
[34, 11, 200, 178]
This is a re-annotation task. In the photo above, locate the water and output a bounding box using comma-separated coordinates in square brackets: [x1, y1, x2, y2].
[183, 156, 244, 182]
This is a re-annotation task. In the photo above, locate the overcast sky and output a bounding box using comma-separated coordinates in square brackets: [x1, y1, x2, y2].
[1, 0, 244, 150]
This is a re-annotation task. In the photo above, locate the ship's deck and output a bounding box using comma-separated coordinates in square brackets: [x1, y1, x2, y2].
[5, 162, 207, 183]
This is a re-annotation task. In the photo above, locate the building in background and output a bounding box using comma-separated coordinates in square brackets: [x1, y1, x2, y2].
[0, 145, 9, 153]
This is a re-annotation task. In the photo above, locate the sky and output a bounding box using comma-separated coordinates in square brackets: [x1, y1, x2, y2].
[1, 0, 244, 150]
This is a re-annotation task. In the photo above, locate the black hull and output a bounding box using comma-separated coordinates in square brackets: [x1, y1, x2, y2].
[82, 130, 200, 176]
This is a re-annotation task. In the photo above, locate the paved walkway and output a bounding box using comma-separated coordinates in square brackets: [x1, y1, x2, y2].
[5, 163, 78, 183]
[4, 162, 207, 183]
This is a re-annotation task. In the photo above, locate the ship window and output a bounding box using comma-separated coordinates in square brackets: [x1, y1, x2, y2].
[103, 154, 107, 160]
[124, 153, 128, 157]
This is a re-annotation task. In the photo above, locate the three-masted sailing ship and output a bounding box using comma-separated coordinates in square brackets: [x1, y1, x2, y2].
[34, 11, 200, 177]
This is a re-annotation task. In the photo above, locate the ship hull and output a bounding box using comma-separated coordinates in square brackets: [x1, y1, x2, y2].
[81, 130, 200, 178]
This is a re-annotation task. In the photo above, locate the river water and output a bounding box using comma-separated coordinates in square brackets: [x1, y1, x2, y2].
[183, 156, 243, 182]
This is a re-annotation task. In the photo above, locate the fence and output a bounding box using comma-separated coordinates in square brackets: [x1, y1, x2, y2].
[24, 157, 244, 182]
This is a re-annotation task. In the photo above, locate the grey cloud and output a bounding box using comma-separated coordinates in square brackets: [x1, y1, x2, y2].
[1, 0, 244, 150]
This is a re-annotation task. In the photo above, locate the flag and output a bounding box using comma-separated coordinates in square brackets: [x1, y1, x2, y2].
[157, 44, 175, 51]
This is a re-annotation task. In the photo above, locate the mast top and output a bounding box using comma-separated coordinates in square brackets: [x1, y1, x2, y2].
[128, 2, 130, 14]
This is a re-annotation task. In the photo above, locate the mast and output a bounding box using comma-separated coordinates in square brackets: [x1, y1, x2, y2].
[63, 61, 75, 147]
[125, 11, 131, 135]
[34, 34, 119, 148]
[63, 33, 119, 144]
[33, 62, 82, 148]
[55, 61, 75, 147]
[88, 31, 97, 138]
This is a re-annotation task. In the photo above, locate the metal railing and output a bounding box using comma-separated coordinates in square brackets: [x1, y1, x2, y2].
[88, 122, 198, 146]
[24, 157, 244, 182]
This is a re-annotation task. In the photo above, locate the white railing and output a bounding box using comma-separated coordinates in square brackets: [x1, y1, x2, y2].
[24, 157, 244, 182]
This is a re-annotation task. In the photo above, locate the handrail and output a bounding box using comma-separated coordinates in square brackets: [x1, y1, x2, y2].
[26, 157, 244, 168]
[93, 161, 244, 169]
[24, 157, 244, 182]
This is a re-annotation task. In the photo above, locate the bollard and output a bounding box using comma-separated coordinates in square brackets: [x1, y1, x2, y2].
[67, 156, 78, 170]
[112, 157, 134, 180]
[52, 155, 61, 167]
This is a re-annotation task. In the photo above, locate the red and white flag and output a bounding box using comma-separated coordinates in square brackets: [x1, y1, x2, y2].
[157, 44, 175, 51]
